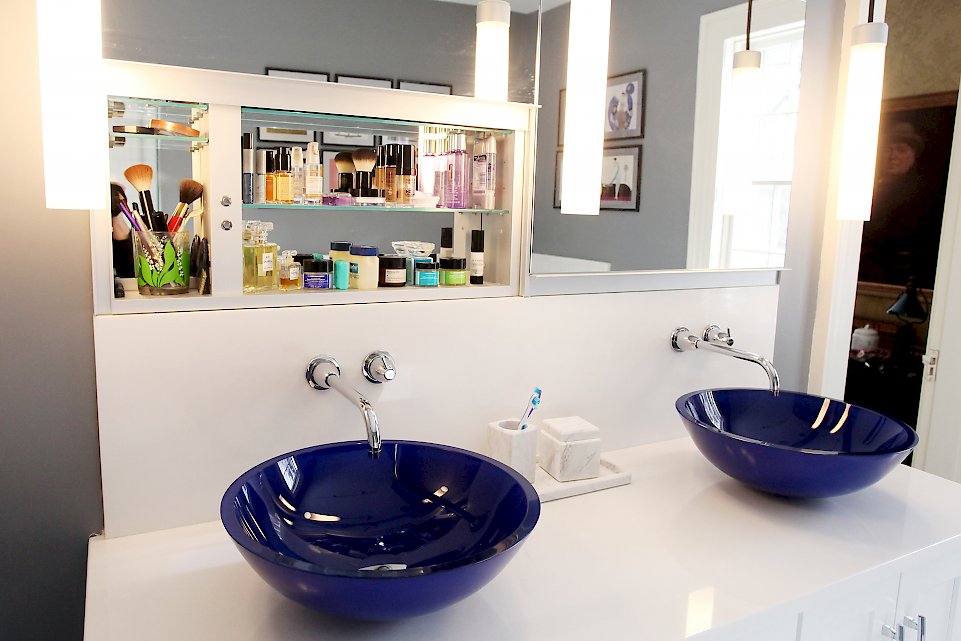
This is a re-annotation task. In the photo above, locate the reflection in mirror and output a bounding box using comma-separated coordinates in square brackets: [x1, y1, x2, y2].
[101, 0, 539, 104]
[531, 0, 807, 274]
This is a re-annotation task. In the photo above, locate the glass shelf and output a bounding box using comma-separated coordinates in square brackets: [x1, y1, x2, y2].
[109, 96, 207, 122]
[242, 107, 513, 137]
[109, 132, 208, 151]
[242, 203, 508, 215]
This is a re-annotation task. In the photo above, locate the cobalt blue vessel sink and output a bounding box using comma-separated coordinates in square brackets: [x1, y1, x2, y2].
[221, 440, 540, 620]
[676, 388, 918, 498]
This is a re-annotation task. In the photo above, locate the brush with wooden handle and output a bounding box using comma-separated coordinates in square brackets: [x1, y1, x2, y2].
[168, 179, 204, 233]
[123, 164, 158, 229]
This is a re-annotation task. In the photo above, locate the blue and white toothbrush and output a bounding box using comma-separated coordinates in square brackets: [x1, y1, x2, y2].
[518, 387, 542, 430]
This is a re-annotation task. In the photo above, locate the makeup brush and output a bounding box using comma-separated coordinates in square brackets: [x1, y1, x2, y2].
[168, 179, 204, 233]
[334, 152, 355, 193]
[123, 164, 157, 228]
[351, 148, 377, 197]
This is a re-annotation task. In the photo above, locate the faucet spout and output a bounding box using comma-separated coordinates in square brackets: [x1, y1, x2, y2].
[325, 373, 383, 455]
[306, 355, 383, 456]
[672, 327, 780, 392]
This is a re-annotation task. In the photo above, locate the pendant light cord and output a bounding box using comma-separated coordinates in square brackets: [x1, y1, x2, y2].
[867, 0, 876, 22]
[746, 0, 754, 50]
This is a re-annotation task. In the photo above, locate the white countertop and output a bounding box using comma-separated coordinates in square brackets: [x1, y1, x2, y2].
[83, 438, 961, 641]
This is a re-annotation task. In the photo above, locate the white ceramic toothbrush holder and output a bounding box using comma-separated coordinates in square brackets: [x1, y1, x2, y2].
[487, 418, 538, 483]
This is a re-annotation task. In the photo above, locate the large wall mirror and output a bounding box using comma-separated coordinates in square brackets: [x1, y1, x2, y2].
[527, 0, 809, 293]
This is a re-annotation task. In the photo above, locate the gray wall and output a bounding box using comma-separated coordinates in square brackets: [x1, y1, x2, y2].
[0, 2, 104, 640]
[102, 0, 538, 104]
[532, 0, 745, 271]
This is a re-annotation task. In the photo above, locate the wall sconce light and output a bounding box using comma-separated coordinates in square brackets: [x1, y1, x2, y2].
[836, 4, 888, 221]
[36, 0, 108, 210]
[475, 0, 511, 102]
[560, 0, 612, 216]
[719, 0, 761, 218]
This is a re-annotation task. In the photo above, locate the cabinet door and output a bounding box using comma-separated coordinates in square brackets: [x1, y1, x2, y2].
[896, 548, 961, 641]
[798, 572, 899, 641]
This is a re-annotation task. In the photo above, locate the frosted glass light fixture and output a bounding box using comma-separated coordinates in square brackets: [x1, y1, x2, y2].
[36, 0, 108, 210]
[475, 0, 511, 101]
[836, 19, 888, 221]
[720, 1, 761, 218]
[560, 0, 612, 216]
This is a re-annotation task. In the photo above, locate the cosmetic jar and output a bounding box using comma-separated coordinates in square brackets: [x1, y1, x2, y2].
[414, 261, 439, 287]
[348, 245, 379, 290]
[302, 258, 332, 289]
[378, 255, 408, 288]
[439, 257, 468, 286]
[333, 260, 349, 290]
[329, 242, 352, 265]
[406, 255, 432, 285]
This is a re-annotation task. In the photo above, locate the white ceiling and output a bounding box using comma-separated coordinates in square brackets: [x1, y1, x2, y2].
[433, 0, 569, 15]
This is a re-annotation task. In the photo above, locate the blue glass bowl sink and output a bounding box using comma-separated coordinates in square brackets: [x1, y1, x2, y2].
[675, 388, 919, 498]
[221, 440, 540, 621]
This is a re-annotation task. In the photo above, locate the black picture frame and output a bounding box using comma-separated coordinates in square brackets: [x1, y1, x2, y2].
[396, 80, 453, 95]
[333, 74, 394, 89]
[554, 145, 643, 212]
[605, 69, 647, 141]
[265, 68, 330, 83]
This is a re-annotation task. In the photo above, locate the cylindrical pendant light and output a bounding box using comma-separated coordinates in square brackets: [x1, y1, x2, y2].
[720, 49, 762, 217]
[475, 0, 511, 102]
[36, 0, 108, 210]
[560, 0, 612, 216]
[836, 14, 888, 221]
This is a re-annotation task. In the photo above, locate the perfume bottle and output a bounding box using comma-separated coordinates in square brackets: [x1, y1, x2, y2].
[243, 221, 279, 292]
[433, 136, 449, 208]
[275, 147, 294, 204]
[471, 135, 497, 209]
[418, 127, 437, 195]
[279, 250, 302, 290]
[304, 142, 323, 205]
[291, 146, 305, 204]
[265, 149, 276, 203]
[394, 144, 416, 205]
[446, 133, 469, 209]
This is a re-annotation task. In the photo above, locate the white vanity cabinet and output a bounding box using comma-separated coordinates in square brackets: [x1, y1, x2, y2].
[893, 543, 961, 641]
[94, 59, 534, 315]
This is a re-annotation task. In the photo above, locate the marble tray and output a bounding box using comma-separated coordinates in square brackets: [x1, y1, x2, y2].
[533, 456, 632, 502]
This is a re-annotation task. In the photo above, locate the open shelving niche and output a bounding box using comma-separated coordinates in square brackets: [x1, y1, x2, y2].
[92, 62, 532, 315]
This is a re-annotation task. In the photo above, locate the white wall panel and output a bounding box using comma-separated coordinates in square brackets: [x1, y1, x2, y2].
[95, 286, 778, 537]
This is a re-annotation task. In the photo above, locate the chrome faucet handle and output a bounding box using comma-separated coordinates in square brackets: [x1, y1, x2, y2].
[703, 324, 734, 347]
[363, 351, 396, 384]
[671, 327, 699, 352]
[306, 355, 341, 390]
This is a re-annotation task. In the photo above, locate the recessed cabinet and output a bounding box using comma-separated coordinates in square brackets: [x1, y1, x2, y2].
[92, 60, 534, 314]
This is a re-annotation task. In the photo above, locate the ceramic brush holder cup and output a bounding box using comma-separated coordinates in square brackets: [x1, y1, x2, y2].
[487, 418, 538, 483]
[133, 230, 191, 295]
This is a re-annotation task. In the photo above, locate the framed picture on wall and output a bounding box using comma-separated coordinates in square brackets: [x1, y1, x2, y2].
[556, 70, 647, 146]
[605, 69, 646, 141]
[333, 74, 393, 89]
[554, 145, 642, 212]
[397, 80, 453, 94]
[321, 131, 377, 147]
[266, 68, 330, 82]
[257, 126, 314, 144]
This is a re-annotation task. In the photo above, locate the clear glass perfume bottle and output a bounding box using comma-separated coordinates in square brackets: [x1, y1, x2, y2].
[243, 221, 279, 292]
[446, 132, 469, 209]
[291, 146, 305, 204]
[304, 142, 323, 205]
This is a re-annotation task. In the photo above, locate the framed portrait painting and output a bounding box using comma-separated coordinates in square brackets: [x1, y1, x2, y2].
[605, 69, 646, 141]
[554, 145, 642, 212]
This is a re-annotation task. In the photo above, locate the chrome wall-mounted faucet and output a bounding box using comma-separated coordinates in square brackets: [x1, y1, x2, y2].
[671, 325, 780, 393]
[306, 355, 382, 456]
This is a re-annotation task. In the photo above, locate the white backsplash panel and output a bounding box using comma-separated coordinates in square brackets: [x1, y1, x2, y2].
[94, 286, 778, 537]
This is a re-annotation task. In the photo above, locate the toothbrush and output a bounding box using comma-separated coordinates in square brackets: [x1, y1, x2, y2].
[518, 387, 542, 430]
